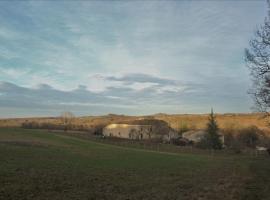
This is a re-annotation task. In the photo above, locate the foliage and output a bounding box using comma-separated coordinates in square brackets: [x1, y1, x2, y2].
[93, 125, 104, 135]
[204, 109, 223, 150]
[178, 121, 190, 136]
[21, 121, 40, 129]
[60, 112, 75, 132]
[195, 137, 210, 149]
[21, 121, 91, 132]
[171, 138, 190, 146]
[222, 125, 265, 151]
[237, 126, 260, 148]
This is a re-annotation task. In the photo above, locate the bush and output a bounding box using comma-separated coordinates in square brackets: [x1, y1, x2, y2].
[94, 125, 105, 135]
[22, 121, 39, 129]
[195, 137, 211, 149]
[237, 126, 260, 148]
[178, 122, 190, 136]
[171, 138, 189, 146]
[21, 121, 65, 130]
[222, 127, 238, 148]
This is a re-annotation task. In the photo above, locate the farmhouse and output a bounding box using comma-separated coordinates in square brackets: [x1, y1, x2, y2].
[103, 124, 152, 140]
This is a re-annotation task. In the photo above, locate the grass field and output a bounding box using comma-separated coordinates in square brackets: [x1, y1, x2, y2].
[1, 128, 270, 200]
[1, 113, 269, 134]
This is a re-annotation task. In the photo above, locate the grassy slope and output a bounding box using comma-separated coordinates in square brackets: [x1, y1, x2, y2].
[1, 113, 269, 133]
[0, 128, 270, 200]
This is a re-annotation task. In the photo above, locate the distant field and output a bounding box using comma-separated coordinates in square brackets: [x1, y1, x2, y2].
[0, 128, 270, 200]
[0, 113, 269, 134]
[155, 113, 269, 131]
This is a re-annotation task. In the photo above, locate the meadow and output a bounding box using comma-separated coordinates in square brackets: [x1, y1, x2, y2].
[0, 128, 270, 200]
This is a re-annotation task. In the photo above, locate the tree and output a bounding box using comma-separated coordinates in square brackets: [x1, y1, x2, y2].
[205, 109, 223, 150]
[60, 112, 75, 132]
[237, 126, 260, 148]
[129, 128, 137, 140]
[178, 121, 189, 136]
[245, 0, 270, 113]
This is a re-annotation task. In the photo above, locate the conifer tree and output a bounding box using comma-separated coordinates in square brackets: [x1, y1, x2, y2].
[205, 109, 223, 150]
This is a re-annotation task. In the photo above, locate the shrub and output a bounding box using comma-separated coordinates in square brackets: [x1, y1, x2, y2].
[22, 121, 39, 129]
[223, 127, 237, 148]
[178, 121, 189, 136]
[171, 138, 189, 146]
[94, 125, 105, 135]
[237, 126, 260, 148]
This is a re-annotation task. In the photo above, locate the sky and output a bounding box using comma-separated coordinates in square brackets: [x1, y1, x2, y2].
[0, 0, 267, 118]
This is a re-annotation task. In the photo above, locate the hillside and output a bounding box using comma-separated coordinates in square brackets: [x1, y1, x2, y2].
[0, 113, 269, 132]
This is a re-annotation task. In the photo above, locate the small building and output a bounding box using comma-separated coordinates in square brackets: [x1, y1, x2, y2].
[162, 129, 179, 143]
[182, 130, 225, 144]
[103, 124, 152, 140]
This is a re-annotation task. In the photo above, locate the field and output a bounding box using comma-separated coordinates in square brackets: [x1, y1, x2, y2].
[0, 128, 270, 200]
[1, 113, 270, 135]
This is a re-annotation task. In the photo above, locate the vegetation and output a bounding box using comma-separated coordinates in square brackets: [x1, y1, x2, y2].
[60, 112, 75, 132]
[178, 121, 190, 136]
[222, 125, 270, 154]
[3, 112, 270, 151]
[199, 110, 223, 150]
[245, 0, 270, 113]
[1, 128, 270, 200]
[237, 126, 260, 148]
[1, 113, 270, 136]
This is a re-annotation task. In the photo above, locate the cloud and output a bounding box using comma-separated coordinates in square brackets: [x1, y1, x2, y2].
[105, 73, 177, 85]
[0, 77, 193, 117]
[0, 68, 30, 79]
[94, 73, 190, 93]
[0, 1, 266, 117]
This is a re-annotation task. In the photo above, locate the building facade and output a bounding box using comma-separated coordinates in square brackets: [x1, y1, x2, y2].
[103, 124, 153, 140]
[182, 130, 225, 144]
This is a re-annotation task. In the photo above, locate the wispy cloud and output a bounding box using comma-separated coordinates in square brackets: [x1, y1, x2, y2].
[0, 79, 192, 117]
[0, 0, 266, 117]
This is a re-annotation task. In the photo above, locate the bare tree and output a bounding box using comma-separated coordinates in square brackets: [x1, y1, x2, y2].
[128, 128, 135, 139]
[60, 112, 75, 132]
[245, 1, 270, 113]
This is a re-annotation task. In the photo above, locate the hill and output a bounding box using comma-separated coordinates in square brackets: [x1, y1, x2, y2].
[0, 113, 269, 134]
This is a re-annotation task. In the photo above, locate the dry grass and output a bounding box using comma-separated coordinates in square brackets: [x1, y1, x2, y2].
[155, 113, 269, 130]
[1, 113, 269, 135]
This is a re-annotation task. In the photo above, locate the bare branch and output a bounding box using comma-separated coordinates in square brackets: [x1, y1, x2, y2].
[245, 1, 270, 114]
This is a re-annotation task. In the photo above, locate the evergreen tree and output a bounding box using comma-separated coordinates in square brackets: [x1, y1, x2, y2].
[205, 109, 223, 150]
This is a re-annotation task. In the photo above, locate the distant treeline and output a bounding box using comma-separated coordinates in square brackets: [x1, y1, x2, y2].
[21, 121, 104, 135]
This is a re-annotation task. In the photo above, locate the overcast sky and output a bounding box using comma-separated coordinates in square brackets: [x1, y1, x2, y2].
[0, 0, 267, 118]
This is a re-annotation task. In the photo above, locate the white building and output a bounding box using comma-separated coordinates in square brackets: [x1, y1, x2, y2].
[182, 130, 225, 144]
[103, 124, 152, 140]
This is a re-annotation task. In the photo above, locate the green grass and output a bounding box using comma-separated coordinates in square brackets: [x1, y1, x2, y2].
[0, 128, 270, 200]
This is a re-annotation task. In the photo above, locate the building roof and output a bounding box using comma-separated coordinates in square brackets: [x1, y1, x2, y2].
[104, 124, 152, 129]
[182, 130, 224, 142]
